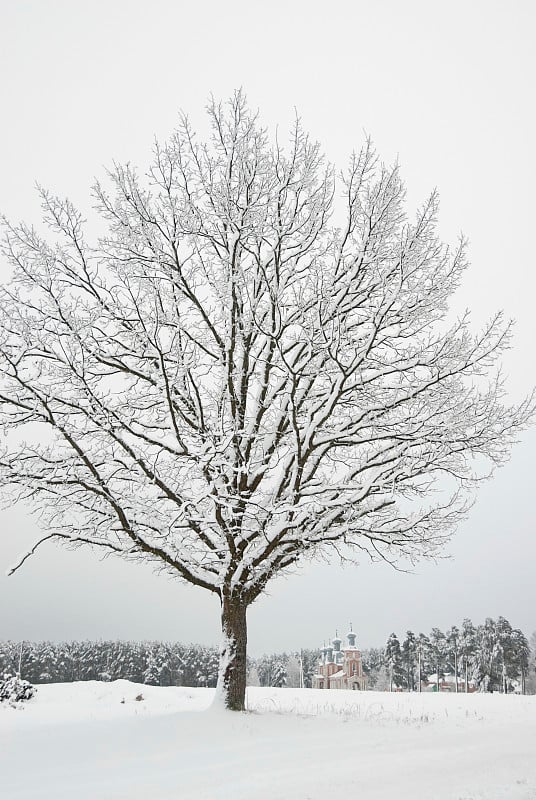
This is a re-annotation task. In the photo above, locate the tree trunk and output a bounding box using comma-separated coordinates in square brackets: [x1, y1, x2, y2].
[214, 594, 248, 711]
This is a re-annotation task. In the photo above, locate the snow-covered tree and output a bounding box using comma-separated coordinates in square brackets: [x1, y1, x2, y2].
[429, 628, 448, 690]
[460, 618, 478, 692]
[474, 617, 507, 692]
[361, 647, 385, 689]
[270, 660, 287, 689]
[495, 616, 515, 693]
[284, 654, 302, 688]
[298, 649, 320, 689]
[384, 633, 403, 691]
[416, 633, 432, 691]
[1, 92, 533, 710]
[0, 674, 35, 704]
[526, 631, 536, 695]
[143, 654, 160, 686]
[401, 631, 417, 691]
[510, 628, 530, 694]
[0, 641, 19, 678]
[446, 625, 460, 692]
[255, 653, 289, 688]
[256, 654, 274, 687]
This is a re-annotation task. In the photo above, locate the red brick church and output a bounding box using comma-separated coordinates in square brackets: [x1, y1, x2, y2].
[312, 628, 367, 690]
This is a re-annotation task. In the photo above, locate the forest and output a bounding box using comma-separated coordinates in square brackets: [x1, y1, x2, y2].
[1, 616, 533, 694]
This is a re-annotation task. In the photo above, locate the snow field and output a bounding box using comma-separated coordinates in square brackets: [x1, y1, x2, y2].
[1, 682, 536, 800]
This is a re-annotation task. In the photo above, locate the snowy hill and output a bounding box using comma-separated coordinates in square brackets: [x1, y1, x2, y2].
[2, 681, 536, 799]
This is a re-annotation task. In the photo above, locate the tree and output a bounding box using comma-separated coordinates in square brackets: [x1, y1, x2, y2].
[510, 628, 530, 694]
[429, 628, 447, 690]
[270, 659, 288, 689]
[475, 617, 500, 692]
[446, 625, 460, 693]
[416, 633, 432, 691]
[0, 92, 533, 711]
[526, 631, 536, 695]
[143, 654, 160, 686]
[401, 631, 417, 691]
[299, 649, 321, 689]
[361, 647, 385, 689]
[384, 633, 404, 691]
[495, 616, 514, 693]
[460, 618, 477, 692]
[256, 655, 274, 688]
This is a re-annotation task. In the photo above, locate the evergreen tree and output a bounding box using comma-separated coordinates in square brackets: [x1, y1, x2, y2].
[460, 618, 477, 692]
[446, 625, 460, 692]
[495, 616, 515, 693]
[384, 633, 403, 691]
[474, 617, 500, 692]
[510, 628, 530, 694]
[416, 633, 432, 690]
[270, 660, 287, 689]
[143, 655, 160, 686]
[256, 655, 273, 688]
[401, 631, 417, 691]
[429, 628, 447, 690]
[300, 650, 321, 689]
[362, 647, 385, 690]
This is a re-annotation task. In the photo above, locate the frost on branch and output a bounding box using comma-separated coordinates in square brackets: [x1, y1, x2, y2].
[0, 92, 533, 709]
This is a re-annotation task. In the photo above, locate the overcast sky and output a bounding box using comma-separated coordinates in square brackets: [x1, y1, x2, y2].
[0, 0, 534, 655]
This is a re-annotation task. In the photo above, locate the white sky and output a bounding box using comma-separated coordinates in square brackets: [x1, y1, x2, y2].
[0, 0, 535, 655]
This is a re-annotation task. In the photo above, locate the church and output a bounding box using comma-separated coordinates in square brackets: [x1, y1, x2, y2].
[312, 629, 367, 690]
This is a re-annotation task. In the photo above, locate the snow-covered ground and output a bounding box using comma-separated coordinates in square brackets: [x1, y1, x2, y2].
[2, 682, 536, 800]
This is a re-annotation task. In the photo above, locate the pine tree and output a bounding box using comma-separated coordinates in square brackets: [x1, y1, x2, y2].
[384, 633, 403, 691]
[429, 628, 447, 691]
[495, 617, 514, 693]
[143, 655, 160, 686]
[270, 660, 287, 689]
[446, 625, 460, 692]
[460, 619, 477, 692]
[300, 650, 321, 689]
[256, 655, 273, 688]
[475, 618, 500, 692]
[401, 631, 417, 691]
[362, 647, 385, 690]
[416, 633, 432, 691]
[510, 629, 530, 694]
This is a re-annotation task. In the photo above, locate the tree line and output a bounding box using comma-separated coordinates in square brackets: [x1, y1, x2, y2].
[0, 639, 324, 690]
[0, 639, 321, 689]
[0, 640, 220, 688]
[2, 618, 533, 694]
[370, 617, 533, 694]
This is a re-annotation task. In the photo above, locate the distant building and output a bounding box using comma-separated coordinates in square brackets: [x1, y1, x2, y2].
[423, 674, 477, 693]
[312, 629, 367, 690]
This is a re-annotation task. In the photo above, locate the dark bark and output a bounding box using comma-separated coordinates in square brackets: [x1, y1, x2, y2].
[216, 594, 248, 711]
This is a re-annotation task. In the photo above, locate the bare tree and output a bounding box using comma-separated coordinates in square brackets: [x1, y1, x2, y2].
[0, 92, 532, 710]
